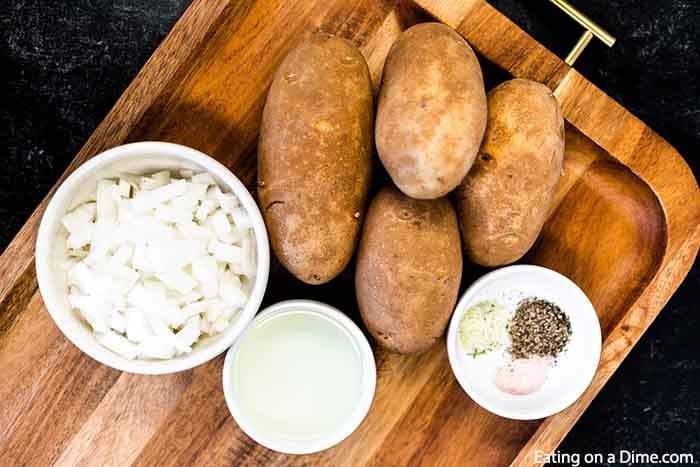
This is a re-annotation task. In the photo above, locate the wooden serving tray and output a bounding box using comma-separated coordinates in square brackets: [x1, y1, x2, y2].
[1, 0, 698, 465]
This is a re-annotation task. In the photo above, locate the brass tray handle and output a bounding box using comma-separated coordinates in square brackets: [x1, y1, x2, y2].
[548, 0, 616, 65]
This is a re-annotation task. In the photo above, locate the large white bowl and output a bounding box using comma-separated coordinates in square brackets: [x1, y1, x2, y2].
[446, 265, 601, 420]
[36, 141, 270, 374]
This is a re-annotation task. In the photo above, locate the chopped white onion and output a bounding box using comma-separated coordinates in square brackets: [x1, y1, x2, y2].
[192, 255, 219, 298]
[156, 269, 198, 295]
[125, 310, 153, 343]
[96, 180, 117, 220]
[131, 179, 188, 212]
[138, 335, 176, 360]
[192, 172, 216, 185]
[109, 310, 127, 333]
[140, 170, 170, 191]
[231, 207, 253, 230]
[195, 200, 216, 222]
[174, 316, 201, 353]
[97, 330, 140, 360]
[211, 210, 233, 241]
[62, 170, 255, 360]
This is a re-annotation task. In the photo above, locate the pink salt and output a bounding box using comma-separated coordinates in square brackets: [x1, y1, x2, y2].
[495, 356, 552, 395]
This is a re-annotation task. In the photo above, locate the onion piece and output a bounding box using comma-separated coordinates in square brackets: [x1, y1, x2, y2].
[97, 331, 140, 360]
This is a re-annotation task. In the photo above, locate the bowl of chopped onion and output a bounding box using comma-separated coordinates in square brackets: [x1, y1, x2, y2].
[36, 141, 270, 374]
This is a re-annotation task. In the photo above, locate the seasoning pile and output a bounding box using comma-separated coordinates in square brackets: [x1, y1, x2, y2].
[508, 298, 571, 359]
[458, 300, 508, 358]
[458, 296, 572, 396]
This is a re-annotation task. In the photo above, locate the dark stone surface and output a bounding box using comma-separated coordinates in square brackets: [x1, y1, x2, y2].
[0, 0, 191, 246]
[1, 0, 698, 464]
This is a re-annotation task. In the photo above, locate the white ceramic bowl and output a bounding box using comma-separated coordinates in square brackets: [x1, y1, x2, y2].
[36, 141, 270, 375]
[222, 300, 376, 454]
[446, 265, 601, 420]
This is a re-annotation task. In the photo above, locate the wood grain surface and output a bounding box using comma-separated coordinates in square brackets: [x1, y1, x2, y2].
[1, 0, 698, 466]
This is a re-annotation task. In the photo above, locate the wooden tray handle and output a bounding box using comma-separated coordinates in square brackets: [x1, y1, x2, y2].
[548, 0, 616, 65]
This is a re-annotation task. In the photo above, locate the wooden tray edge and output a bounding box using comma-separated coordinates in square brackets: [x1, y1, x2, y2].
[0, 0, 698, 463]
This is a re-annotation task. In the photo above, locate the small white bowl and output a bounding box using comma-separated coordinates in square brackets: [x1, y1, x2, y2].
[222, 300, 376, 454]
[446, 265, 601, 420]
[36, 141, 270, 375]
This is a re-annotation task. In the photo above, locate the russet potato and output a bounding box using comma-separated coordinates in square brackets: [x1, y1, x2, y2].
[258, 33, 373, 284]
[356, 186, 463, 354]
[455, 79, 565, 267]
[375, 22, 487, 200]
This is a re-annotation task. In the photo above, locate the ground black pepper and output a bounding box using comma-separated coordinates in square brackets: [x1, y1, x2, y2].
[508, 298, 572, 359]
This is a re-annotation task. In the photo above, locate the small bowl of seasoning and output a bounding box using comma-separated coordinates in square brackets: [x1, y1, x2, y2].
[446, 265, 601, 420]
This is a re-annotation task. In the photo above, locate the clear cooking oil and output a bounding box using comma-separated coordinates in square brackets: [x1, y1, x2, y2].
[232, 309, 364, 441]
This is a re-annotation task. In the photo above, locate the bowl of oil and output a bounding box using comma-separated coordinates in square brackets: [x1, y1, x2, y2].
[222, 299, 376, 454]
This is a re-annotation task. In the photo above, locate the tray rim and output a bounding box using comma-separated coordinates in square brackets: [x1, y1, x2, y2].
[0, 0, 698, 464]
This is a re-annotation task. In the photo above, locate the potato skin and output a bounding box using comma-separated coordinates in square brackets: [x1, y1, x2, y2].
[455, 79, 565, 267]
[258, 33, 373, 285]
[375, 23, 487, 200]
[355, 186, 463, 354]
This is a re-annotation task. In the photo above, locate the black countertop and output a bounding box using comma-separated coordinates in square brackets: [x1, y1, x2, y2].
[2, 1, 698, 464]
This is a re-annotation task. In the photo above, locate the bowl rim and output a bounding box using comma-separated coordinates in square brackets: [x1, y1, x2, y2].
[35, 141, 270, 375]
[222, 299, 377, 454]
[446, 264, 602, 420]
